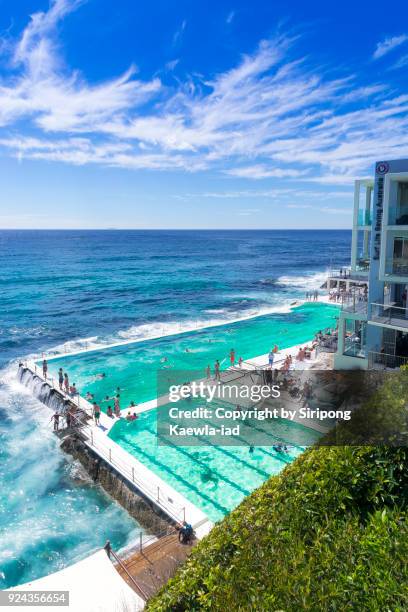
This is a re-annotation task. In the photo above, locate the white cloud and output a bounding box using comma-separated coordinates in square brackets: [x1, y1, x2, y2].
[373, 34, 408, 60]
[1, 2, 408, 188]
[226, 11, 235, 24]
[225, 165, 308, 179]
[391, 54, 408, 70]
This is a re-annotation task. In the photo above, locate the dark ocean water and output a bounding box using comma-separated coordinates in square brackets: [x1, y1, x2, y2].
[0, 229, 351, 587]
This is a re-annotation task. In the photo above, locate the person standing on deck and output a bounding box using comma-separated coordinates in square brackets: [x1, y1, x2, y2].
[206, 365, 211, 379]
[64, 373, 69, 394]
[42, 359, 48, 379]
[214, 360, 220, 381]
[93, 402, 101, 425]
[230, 349, 235, 367]
[238, 356, 243, 368]
[114, 395, 121, 417]
[58, 368, 64, 390]
[268, 350, 275, 369]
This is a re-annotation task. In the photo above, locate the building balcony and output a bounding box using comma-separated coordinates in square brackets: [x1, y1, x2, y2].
[368, 351, 408, 369]
[357, 210, 372, 226]
[387, 206, 408, 226]
[370, 302, 408, 329]
[384, 258, 408, 278]
[356, 258, 370, 273]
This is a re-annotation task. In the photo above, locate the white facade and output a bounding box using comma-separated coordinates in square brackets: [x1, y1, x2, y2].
[334, 159, 408, 370]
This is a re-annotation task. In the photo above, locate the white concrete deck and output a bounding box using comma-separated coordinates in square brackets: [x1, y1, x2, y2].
[9, 549, 144, 611]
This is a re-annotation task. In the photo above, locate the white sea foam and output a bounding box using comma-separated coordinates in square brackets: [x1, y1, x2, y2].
[277, 271, 328, 290]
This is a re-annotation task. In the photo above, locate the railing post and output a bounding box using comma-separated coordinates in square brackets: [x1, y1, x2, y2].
[91, 430, 94, 446]
[157, 486, 160, 501]
[104, 540, 111, 558]
[132, 467, 135, 482]
[139, 531, 143, 552]
[109, 448, 112, 462]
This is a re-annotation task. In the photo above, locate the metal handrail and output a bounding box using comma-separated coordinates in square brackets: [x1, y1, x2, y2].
[368, 351, 408, 369]
[66, 411, 186, 524]
[104, 541, 148, 601]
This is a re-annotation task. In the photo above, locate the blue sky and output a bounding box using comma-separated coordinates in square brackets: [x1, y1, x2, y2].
[1, 0, 408, 229]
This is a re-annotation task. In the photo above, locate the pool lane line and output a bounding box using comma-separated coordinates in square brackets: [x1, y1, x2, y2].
[115, 429, 230, 517]
[119, 421, 253, 499]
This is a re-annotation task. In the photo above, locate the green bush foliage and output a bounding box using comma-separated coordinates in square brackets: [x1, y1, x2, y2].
[147, 371, 408, 611]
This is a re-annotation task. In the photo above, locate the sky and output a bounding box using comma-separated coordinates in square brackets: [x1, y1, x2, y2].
[1, 0, 408, 229]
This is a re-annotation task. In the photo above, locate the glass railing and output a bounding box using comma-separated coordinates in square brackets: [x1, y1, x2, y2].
[356, 258, 370, 272]
[386, 206, 408, 226]
[384, 258, 408, 277]
[371, 302, 408, 327]
[344, 336, 367, 358]
[357, 210, 372, 226]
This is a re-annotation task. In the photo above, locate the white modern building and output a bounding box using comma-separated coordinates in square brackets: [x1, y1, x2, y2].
[334, 159, 408, 370]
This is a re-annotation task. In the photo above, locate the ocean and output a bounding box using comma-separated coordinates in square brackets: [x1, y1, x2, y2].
[0, 229, 351, 587]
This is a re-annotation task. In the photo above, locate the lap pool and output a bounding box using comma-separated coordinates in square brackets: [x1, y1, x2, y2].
[39, 302, 336, 522]
[43, 303, 338, 409]
[108, 403, 321, 522]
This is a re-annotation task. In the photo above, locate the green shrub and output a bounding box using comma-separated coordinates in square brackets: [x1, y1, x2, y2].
[148, 371, 408, 610]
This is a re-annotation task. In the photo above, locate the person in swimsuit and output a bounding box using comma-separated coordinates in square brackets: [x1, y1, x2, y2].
[93, 402, 101, 425]
[58, 368, 64, 390]
[214, 360, 220, 381]
[114, 395, 121, 417]
[238, 356, 243, 368]
[206, 365, 211, 379]
[42, 359, 48, 379]
[64, 373, 69, 393]
[230, 349, 235, 366]
[107, 406, 113, 418]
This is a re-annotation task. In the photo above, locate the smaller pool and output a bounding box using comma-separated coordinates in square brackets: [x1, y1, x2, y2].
[109, 404, 321, 522]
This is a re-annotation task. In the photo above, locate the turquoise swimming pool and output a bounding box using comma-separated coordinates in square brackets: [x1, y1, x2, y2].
[43, 303, 339, 410]
[108, 404, 321, 522]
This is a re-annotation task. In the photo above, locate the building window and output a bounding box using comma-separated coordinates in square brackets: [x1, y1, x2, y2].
[396, 183, 408, 224]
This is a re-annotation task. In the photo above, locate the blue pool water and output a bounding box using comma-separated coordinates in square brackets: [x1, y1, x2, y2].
[109, 403, 322, 522]
[0, 229, 351, 587]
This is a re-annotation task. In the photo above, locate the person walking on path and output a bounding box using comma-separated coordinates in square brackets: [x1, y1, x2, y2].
[64, 373, 69, 394]
[230, 348, 235, 367]
[214, 360, 220, 381]
[93, 402, 101, 425]
[42, 359, 48, 379]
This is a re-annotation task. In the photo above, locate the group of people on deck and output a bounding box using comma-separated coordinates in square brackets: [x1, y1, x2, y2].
[205, 348, 244, 381]
[305, 290, 319, 301]
[42, 359, 139, 427]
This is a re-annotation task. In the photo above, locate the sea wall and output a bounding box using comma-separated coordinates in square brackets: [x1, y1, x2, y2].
[17, 365, 72, 413]
[60, 434, 173, 536]
[18, 365, 174, 537]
